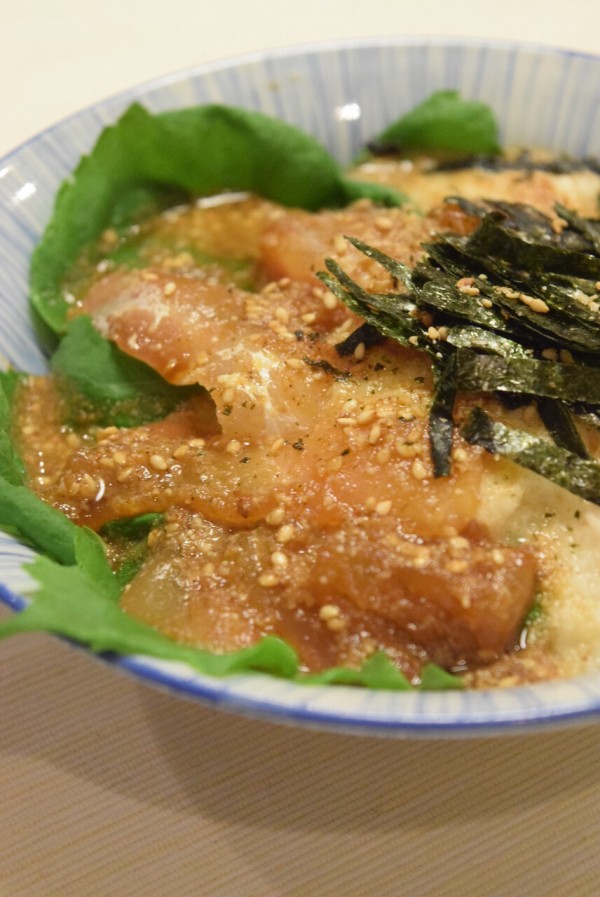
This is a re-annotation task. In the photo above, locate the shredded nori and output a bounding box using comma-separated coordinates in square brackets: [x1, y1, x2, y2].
[319, 193, 600, 503]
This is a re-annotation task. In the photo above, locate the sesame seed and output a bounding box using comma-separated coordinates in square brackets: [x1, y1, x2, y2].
[357, 408, 375, 425]
[452, 447, 468, 462]
[163, 281, 177, 297]
[353, 342, 366, 360]
[375, 499, 392, 516]
[271, 551, 289, 569]
[395, 442, 419, 458]
[266, 507, 286, 526]
[323, 292, 337, 310]
[276, 524, 295, 543]
[285, 358, 303, 370]
[411, 458, 427, 480]
[492, 549, 505, 566]
[226, 439, 242, 455]
[480, 298, 493, 308]
[116, 467, 133, 483]
[269, 437, 285, 456]
[302, 312, 317, 324]
[80, 473, 98, 498]
[66, 432, 81, 449]
[258, 572, 278, 588]
[336, 416, 357, 427]
[334, 234, 347, 254]
[222, 387, 235, 405]
[275, 306, 290, 324]
[327, 457, 343, 472]
[173, 443, 190, 459]
[376, 448, 391, 464]
[149, 454, 169, 471]
[375, 215, 393, 231]
[189, 438, 206, 449]
[326, 617, 346, 632]
[319, 604, 340, 621]
[368, 423, 382, 444]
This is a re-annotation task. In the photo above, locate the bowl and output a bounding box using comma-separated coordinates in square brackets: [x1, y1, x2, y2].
[2, 37, 600, 737]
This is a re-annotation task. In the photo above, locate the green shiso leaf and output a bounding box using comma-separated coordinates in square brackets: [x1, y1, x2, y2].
[0, 475, 80, 565]
[100, 513, 165, 589]
[0, 530, 299, 678]
[51, 315, 203, 427]
[0, 371, 26, 486]
[303, 652, 412, 689]
[463, 407, 600, 505]
[419, 662, 465, 690]
[373, 90, 501, 155]
[30, 103, 402, 335]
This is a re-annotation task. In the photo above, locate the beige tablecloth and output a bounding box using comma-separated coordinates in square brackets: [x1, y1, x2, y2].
[2, 3, 600, 894]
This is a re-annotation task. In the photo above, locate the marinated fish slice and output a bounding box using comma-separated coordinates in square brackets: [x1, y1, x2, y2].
[121, 511, 536, 674]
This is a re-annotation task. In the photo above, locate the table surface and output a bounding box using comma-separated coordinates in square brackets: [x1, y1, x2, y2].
[2, 3, 600, 895]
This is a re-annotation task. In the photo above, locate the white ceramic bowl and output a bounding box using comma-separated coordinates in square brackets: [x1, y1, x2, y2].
[2, 37, 600, 737]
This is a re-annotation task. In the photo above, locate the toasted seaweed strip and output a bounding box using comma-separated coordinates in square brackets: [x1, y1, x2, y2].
[453, 349, 600, 404]
[429, 357, 457, 477]
[335, 322, 386, 357]
[463, 407, 600, 505]
[445, 326, 529, 358]
[318, 263, 429, 353]
[467, 215, 600, 280]
[342, 236, 414, 289]
[421, 243, 600, 354]
[433, 153, 600, 175]
[535, 397, 590, 459]
[417, 276, 512, 333]
[555, 203, 600, 254]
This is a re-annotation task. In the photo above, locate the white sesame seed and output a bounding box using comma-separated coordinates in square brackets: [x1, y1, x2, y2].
[276, 524, 295, 543]
[375, 499, 392, 516]
[319, 604, 340, 621]
[266, 507, 286, 526]
[222, 387, 235, 405]
[411, 458, 427, 480]
[269, 437, 285, 456]
[368, 423, 382, 444]
[271, 551, 289, 569]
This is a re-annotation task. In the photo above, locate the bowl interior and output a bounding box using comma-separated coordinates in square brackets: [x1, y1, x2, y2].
[2, 37, 600, 735]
